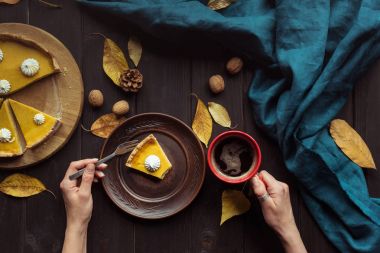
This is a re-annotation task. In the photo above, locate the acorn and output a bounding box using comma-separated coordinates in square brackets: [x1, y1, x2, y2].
[112, 100, 129, 116]
[88, 90, 104, 108]
[209, 74, 225, 94]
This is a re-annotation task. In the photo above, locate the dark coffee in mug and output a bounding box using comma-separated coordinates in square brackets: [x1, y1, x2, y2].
[213, 136, 254, 177]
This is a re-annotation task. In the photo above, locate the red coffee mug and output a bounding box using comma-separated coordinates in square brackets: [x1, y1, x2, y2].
[207, 130, 261, 184]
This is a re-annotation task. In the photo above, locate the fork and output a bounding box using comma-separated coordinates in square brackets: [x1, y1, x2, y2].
[69, 139, 139, 181]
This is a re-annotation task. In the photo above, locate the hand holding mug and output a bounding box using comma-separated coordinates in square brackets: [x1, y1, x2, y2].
[250, 170, 307, 253]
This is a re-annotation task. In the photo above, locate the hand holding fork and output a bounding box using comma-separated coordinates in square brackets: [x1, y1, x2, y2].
[68, 140, 138, 181]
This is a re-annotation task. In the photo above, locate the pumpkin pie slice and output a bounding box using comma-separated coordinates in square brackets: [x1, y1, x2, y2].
[8, 99, 60, 148]
[126, 134, 172, 179]
[0, 100, 25, 157]
[0, 34, 60, 96]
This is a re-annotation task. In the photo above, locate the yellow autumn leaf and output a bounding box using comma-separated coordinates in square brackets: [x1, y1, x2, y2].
[208, 0, 236, 11]
[330, 119, 376, 169]
[91, 113, 127, 138]
[0, 173, 54, 198]
[128, 36, 142, 67]
[192, 95, 213, 147]
[103, 37, 129, 86]
[0, 0, 20, 4]
[208, 102, 232, 128]
[221, 190, 251, 225]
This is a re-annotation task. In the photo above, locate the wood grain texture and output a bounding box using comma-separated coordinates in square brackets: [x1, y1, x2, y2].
[0, 23, 83, 169]
[355, 60, 380, 198]
[23, 1, 84, 252]
[242, 66, 288, 253]
[190, 46, 247, 253]
[133, 40, 193, 253]
[0, 5, 28, 253]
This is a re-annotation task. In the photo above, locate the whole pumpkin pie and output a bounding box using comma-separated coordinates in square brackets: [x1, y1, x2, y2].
[0, 100, 25, 157]
[126, 134, 172, 179]
[0, 34, 60, 96]
[8, 99, 60, 148]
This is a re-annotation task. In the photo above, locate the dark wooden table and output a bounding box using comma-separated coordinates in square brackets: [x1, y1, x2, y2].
[1, 1, 379, 253]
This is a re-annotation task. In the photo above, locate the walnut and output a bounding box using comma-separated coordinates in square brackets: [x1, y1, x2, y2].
[112, 100, 130, 116]
[226, 57, 243, 75]
[88, 89, 104, 107]
[209, 74, 225, 94]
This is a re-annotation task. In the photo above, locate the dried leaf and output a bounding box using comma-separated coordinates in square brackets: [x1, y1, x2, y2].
[0, 173, 54, 198]
[91, 113, 127, 138]
[103, 37, 129, 86]
[0, 0, 20, 4]
[128, 36, 142, 67]
[330, 119, 376, 169]
[208, 102, 232, 128]
[208, 0, 236, 11]
[192, 95, 213, 147]
[221, 190, 251, 225]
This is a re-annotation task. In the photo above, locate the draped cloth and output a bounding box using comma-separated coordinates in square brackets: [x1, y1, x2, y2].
[78, 1, 380, 252]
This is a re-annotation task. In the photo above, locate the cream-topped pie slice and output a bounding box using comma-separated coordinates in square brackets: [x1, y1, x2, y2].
[0, 100, 25, 157]
[8, 99, 60, 148]
[126, 134, 172, 179]
[0, 34, 59, 95]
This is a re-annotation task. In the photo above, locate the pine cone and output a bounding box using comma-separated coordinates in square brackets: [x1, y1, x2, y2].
[119, 69, 143, 92]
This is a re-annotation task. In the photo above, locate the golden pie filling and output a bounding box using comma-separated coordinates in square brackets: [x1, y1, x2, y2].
[0, 100, 25, 157]
[9, 99, 60, 149]
[0, 34, 59, 96]
[0, 34, 61, 157]
[126, 134, 172, 179]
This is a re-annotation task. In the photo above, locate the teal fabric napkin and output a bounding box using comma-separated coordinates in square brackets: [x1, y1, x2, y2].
[78, 1, 380, 252]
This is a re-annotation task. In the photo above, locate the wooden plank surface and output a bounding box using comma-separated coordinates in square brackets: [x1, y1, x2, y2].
[23, 1, 83, 252]
[80, 9, 136, 253]
[133, 34, 193, 253]
[355, 60, 380, 198]
[1, 1, 379, 253]
[0, 3, 28, 253]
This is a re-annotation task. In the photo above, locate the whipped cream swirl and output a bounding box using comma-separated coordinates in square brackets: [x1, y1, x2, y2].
[21, 58, 40, 77]
[0, 128, 12, 143]
[0, 80, 11, 95]
[34, 113, 45, 125]
[144, 155, 161, 172]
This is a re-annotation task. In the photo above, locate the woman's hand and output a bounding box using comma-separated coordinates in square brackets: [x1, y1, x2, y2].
[60, 159, 106, 253]
[60, 159, 106, 227]
[250, 170, 307, 253]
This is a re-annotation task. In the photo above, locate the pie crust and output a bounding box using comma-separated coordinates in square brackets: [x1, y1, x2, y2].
[126, 134, 172, 179]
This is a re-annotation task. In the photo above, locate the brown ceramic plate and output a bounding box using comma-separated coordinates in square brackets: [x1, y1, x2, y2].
[101, 113, 205, 219]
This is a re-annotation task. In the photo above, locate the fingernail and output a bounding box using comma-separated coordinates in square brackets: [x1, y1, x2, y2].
[86, 166, 95, 173]
[99, 163, 108, 168]
[98, 171, 105, 178]
[252, 175, 259, 185]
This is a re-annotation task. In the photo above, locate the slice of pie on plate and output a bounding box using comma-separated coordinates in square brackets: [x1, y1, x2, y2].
[0, 100, 25, 157]
[0, 34, 60, 95]
[8, 99, 60, 148]
[126, 134, 172, 179]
